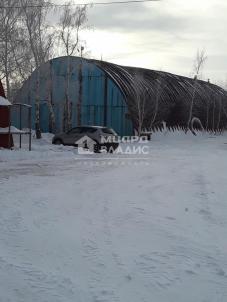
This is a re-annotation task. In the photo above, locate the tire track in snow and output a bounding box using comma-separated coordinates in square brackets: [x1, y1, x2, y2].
[81, 199, 122, 302]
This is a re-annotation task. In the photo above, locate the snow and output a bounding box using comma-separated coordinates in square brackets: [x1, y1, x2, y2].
[0, 131, 227, 302]
[0, 95, 11, 106]
[0, 126, 27, 134]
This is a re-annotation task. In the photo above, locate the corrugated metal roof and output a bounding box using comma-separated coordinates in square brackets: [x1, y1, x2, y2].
[90, 59, 227, 130]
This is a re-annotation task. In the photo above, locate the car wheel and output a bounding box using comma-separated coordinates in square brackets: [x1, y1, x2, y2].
[107, 144, 118, 153]
[107, 146, 114, 153]
[53, 139, 63, 145]
[94, 143, 101, 153]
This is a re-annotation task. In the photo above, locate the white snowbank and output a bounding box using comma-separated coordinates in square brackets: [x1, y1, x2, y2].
[0, 95, 11, 106]
[0, 126, 27, 134]
[0, 132, 77, 161]
[1, 130, 227, 162]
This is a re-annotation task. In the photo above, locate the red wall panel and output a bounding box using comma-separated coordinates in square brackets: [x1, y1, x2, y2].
[0, 81, 13, 148]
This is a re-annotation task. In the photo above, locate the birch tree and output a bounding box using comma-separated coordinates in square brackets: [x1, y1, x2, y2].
[20, 0, 55, 138]
[58, 2, 87, 57]
[58, 2, 88, 131]
[0, 0, 88, 136]
[0, 0, 22, 100]
[187, 49, 207, 132]
[149, 77, 164, 130]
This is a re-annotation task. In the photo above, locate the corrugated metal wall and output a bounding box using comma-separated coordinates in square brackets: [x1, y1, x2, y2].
[15, 56, 133, 136]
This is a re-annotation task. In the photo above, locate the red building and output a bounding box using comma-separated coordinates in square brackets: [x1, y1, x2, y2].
[0, 81, 13, 148]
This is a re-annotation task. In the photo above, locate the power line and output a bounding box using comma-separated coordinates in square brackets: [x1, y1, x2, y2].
[58, 0, 160, 6]
[0, 0, 160, 9]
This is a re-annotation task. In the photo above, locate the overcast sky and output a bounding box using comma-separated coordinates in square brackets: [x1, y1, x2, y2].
[57, 0, 227, 85]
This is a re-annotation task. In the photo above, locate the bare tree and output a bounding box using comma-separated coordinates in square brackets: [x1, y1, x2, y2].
[46, 61, 55, 133]
[134, 81, 146, 136]
[0, 0, 22, 100]
[193, 49, 207, 80]
[0, 0, 88, 137]
[58, 2, 87, 57]
[216, 95, 222, 131]
[136, 93, 146, 136]
[20, 0, 55, 138]
[186, 49, 207, 132]
[58, 2, 88, 131]
[20, 0, 54, 69]
[149, 77, 164, 130]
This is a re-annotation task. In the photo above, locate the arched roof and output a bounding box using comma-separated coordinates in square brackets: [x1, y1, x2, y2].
[89, 59, 227, 130]
[17, 56, 227, 131]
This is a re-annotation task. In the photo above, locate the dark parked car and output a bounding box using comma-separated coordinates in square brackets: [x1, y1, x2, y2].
[52, 126, 119, 153]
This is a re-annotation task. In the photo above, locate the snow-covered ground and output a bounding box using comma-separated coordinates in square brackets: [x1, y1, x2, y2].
[0, 131, 227, 302]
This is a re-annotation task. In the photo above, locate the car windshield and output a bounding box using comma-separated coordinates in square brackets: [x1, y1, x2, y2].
[68, 128, 81, 134]
[102, 127, 117, 135]
[80, 127, 97, 133]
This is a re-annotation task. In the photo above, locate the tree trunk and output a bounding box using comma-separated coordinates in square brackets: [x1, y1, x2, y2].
[77, 59, 83, 126]
[47, 61, 55, 133]
[35, 69, 41, 139]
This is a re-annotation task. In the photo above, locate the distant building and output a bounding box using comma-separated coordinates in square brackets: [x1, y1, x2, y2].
[16, 56, 227, 135]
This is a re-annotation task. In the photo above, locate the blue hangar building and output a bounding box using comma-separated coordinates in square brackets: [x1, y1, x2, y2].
[16, 56, 227, 135]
